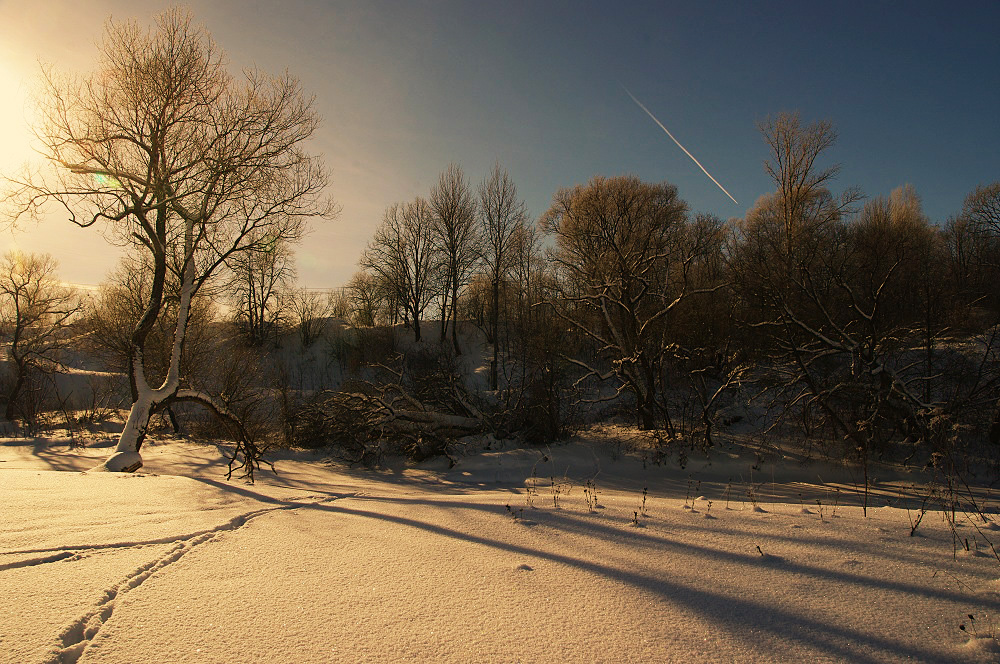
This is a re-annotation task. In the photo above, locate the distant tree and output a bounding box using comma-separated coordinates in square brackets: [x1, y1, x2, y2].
[83, 254, 218, 400]
[458, 273, 491, 332]
[963, 182, 1000, 239]
[844, 185, 936, 335]
[0, 251, 80, 422]
[478, 162, 527, 389]
[955, 182, 1000, 312]
[509, 221, 544, 331]
[542, 175, 720, 431]
[730, 113, 862, 353]
[4, 9, 333, 476]
[941, 214, 999, 315]
[429, 164, 479, 354]
[327, 287, 352, 321]
[506, 221, 566, 441]
[361, 199, 437, 342]
[228, 233, 296, 347]
[346, 271, 386, 327]
[290, 287, 332, 347]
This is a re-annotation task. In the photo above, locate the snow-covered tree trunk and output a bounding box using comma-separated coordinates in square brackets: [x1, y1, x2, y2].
[94, 220, 196, 472]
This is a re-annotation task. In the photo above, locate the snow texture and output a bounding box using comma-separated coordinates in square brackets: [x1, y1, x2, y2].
[3, 436, 1000, 663]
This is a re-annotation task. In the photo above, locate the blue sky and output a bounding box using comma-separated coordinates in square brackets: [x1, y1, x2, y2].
[2, 1, 998, 287]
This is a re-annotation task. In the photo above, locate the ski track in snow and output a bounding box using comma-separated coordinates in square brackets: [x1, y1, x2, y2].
[37, 494, 351, 664]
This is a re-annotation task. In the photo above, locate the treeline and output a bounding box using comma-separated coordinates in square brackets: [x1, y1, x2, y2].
[327, 112, 1000, 471]
[3, 112, 1000, 476]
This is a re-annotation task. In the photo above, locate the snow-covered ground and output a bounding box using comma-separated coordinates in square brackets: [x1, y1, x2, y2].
[3, 435, 1000, 663]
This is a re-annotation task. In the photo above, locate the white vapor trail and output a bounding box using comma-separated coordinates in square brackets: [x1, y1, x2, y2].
[622, 86, 739, 205]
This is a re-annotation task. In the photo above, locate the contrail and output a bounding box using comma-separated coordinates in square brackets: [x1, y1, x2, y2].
[622, 85, 739, 205]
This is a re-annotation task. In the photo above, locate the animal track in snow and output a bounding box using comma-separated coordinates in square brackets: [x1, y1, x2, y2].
[42, 494, 349, 664]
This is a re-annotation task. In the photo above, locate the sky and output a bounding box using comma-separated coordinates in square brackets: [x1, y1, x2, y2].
[1, 0, 999, 289]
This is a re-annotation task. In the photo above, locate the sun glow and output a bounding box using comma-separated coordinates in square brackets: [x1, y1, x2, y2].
[0, 61, 38, 175]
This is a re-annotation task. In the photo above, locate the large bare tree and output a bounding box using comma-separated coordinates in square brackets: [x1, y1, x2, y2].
[361, 199, 437, 342]
[3, 9, 332, 476]
[478, 162, 527, 389]
[429, 164, 479, 354]
[542, 175, 721, 430]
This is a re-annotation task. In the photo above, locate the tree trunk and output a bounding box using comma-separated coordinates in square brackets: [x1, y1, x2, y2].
[165, 406, 181, 434]
[637, 398, 656, 430]
[924, 303, 933, 405]
[100, 394, 155, 471]
[490, 280, 500, 390]
[439, 287, 449, 343]
[4, 359, 27, 421]
[636, 360, 660, 430]
[94, 218, 195, 473]
[990, 399, 1000, 446]
[450, 275, 462, 356]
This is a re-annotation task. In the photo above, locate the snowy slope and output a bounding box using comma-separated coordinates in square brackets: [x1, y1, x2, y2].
[3, 438, 1000, 663]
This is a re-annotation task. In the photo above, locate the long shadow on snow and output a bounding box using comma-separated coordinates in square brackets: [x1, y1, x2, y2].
[181, 476, 996, 663]
[12, 437, 98, 472]
[190, 467, 1000, 576]
[299, 500, 983, 664]
[325, 490, 995, 570]
[528, 506, 992, 570]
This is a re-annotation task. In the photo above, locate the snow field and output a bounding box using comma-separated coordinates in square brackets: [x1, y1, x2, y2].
[2, 439, 1000, 662]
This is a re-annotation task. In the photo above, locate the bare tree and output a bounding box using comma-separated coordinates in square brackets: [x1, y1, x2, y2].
[4, 9, 333, 476]
[731, 113, 862, 354]
[346, 271, 387, 327]
[82, 253, 218, 400]
[0, 251, 81, 423]
[510, 221, 544, 329]
[963, 182, 1000, 238]
[228, 232, 296, 346]
[729, 116, 960, 510]
[503, 221, 567, 441]
[327, 288, 352, 321]
[758, 112, 862, 258]
[361, 199, 437, 342]
[542, 175, 721, 430]
[478, 162, 527, 389]
[290, 287, 332, 347]
[953, 183, 1000, 312]
[429, 164, 479, 354]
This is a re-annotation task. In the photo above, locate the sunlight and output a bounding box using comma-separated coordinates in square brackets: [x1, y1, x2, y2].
[0, 60, 37, 175]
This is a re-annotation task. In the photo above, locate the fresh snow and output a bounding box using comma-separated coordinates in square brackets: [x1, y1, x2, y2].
[3, 436, 1000, 663]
